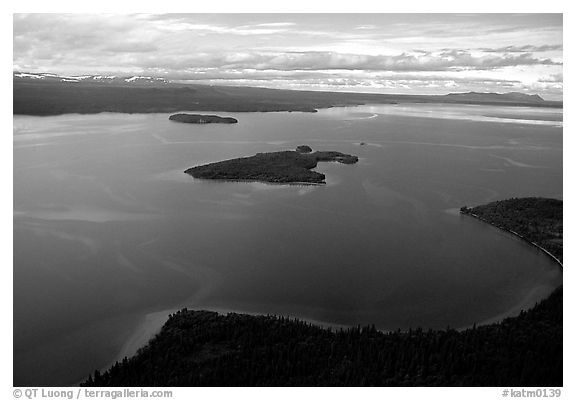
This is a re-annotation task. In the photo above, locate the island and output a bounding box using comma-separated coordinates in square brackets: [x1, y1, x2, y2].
[169, 113, 238, 124]
[295, 145, 313, 153]
[185, 147, 358, 184]
[460, 197, 562, 264]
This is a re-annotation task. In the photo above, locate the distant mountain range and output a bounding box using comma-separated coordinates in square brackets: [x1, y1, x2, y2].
[443, 91, 545, 103]
[13, 71, 562, 116]
[12, 72, 546, 102]
[13, 71, 169, 85]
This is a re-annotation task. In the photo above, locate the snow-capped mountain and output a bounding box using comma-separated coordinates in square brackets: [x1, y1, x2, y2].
[13, 71, 170, 85]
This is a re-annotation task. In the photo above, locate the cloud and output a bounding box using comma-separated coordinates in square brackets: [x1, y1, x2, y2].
[102, 42, 159, 53]
[480, 44, 563, 53]
[142, 15, 296, 35]
[153, 22, 292, 35]
[162, 67, 524, 87]
[12, 14, 563, 99]
[174, 73, 562, 100]
[354, 25, 378, 30]
[248, 22, 296, 28]
[140, 50, 560, 72]
[538, 73, 563, 83]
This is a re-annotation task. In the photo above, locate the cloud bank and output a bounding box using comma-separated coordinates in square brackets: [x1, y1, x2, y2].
[13, 13, 563, 99]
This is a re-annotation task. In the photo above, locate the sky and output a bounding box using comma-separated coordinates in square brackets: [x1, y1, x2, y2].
[13, 13, 563, 99]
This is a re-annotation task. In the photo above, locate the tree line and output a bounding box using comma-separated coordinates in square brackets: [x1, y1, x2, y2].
[83, 286, 562, 387]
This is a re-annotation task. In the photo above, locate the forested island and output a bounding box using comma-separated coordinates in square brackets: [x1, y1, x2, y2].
[296, 145, 313, 153]
[81, 196, 562, 387]
[169, 113, 238, 124]
[460, 197, 562, 263]
[185, 147, 358, 184]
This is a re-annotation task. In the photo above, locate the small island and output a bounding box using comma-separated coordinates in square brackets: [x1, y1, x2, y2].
[169, 113, 238, 124]
[185, 146, 358, 184]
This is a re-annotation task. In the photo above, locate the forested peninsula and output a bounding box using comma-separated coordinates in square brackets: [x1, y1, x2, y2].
[83, 287, 561, 386]
[460, 197, 562, 264]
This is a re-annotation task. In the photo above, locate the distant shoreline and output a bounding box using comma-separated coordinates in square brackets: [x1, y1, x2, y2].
[13, 99, 562, 117]
[13, 78, 562, 116]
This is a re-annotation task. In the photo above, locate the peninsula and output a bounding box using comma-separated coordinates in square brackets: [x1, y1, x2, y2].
[185, 147, 358, 184]
[460, 197, 562, 264]
[82, 286, 562, 387]
[169, 113, 238, 124]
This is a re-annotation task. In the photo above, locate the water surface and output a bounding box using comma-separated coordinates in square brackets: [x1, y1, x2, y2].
[14, 103, 562, 385]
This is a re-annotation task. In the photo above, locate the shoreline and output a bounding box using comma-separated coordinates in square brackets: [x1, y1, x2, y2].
[94, 305, 351, 382]
[103, 278, 557, 383]
[93, 205, 563, 383]
[185, 149, 358, 185]
[186, 175, 327, 186]
[460, 210, 563, 269]
[13, 94, 563, 118]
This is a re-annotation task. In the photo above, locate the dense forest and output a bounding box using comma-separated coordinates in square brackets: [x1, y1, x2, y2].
[461, 197, 562, 262]
[186, 149, 358, 184]
[83, 287, 562, 387]
[82, 197, 562, 387]
[168, 113, 238, 124]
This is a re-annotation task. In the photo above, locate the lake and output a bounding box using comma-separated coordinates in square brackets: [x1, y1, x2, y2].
[13, 103, 563, 386]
